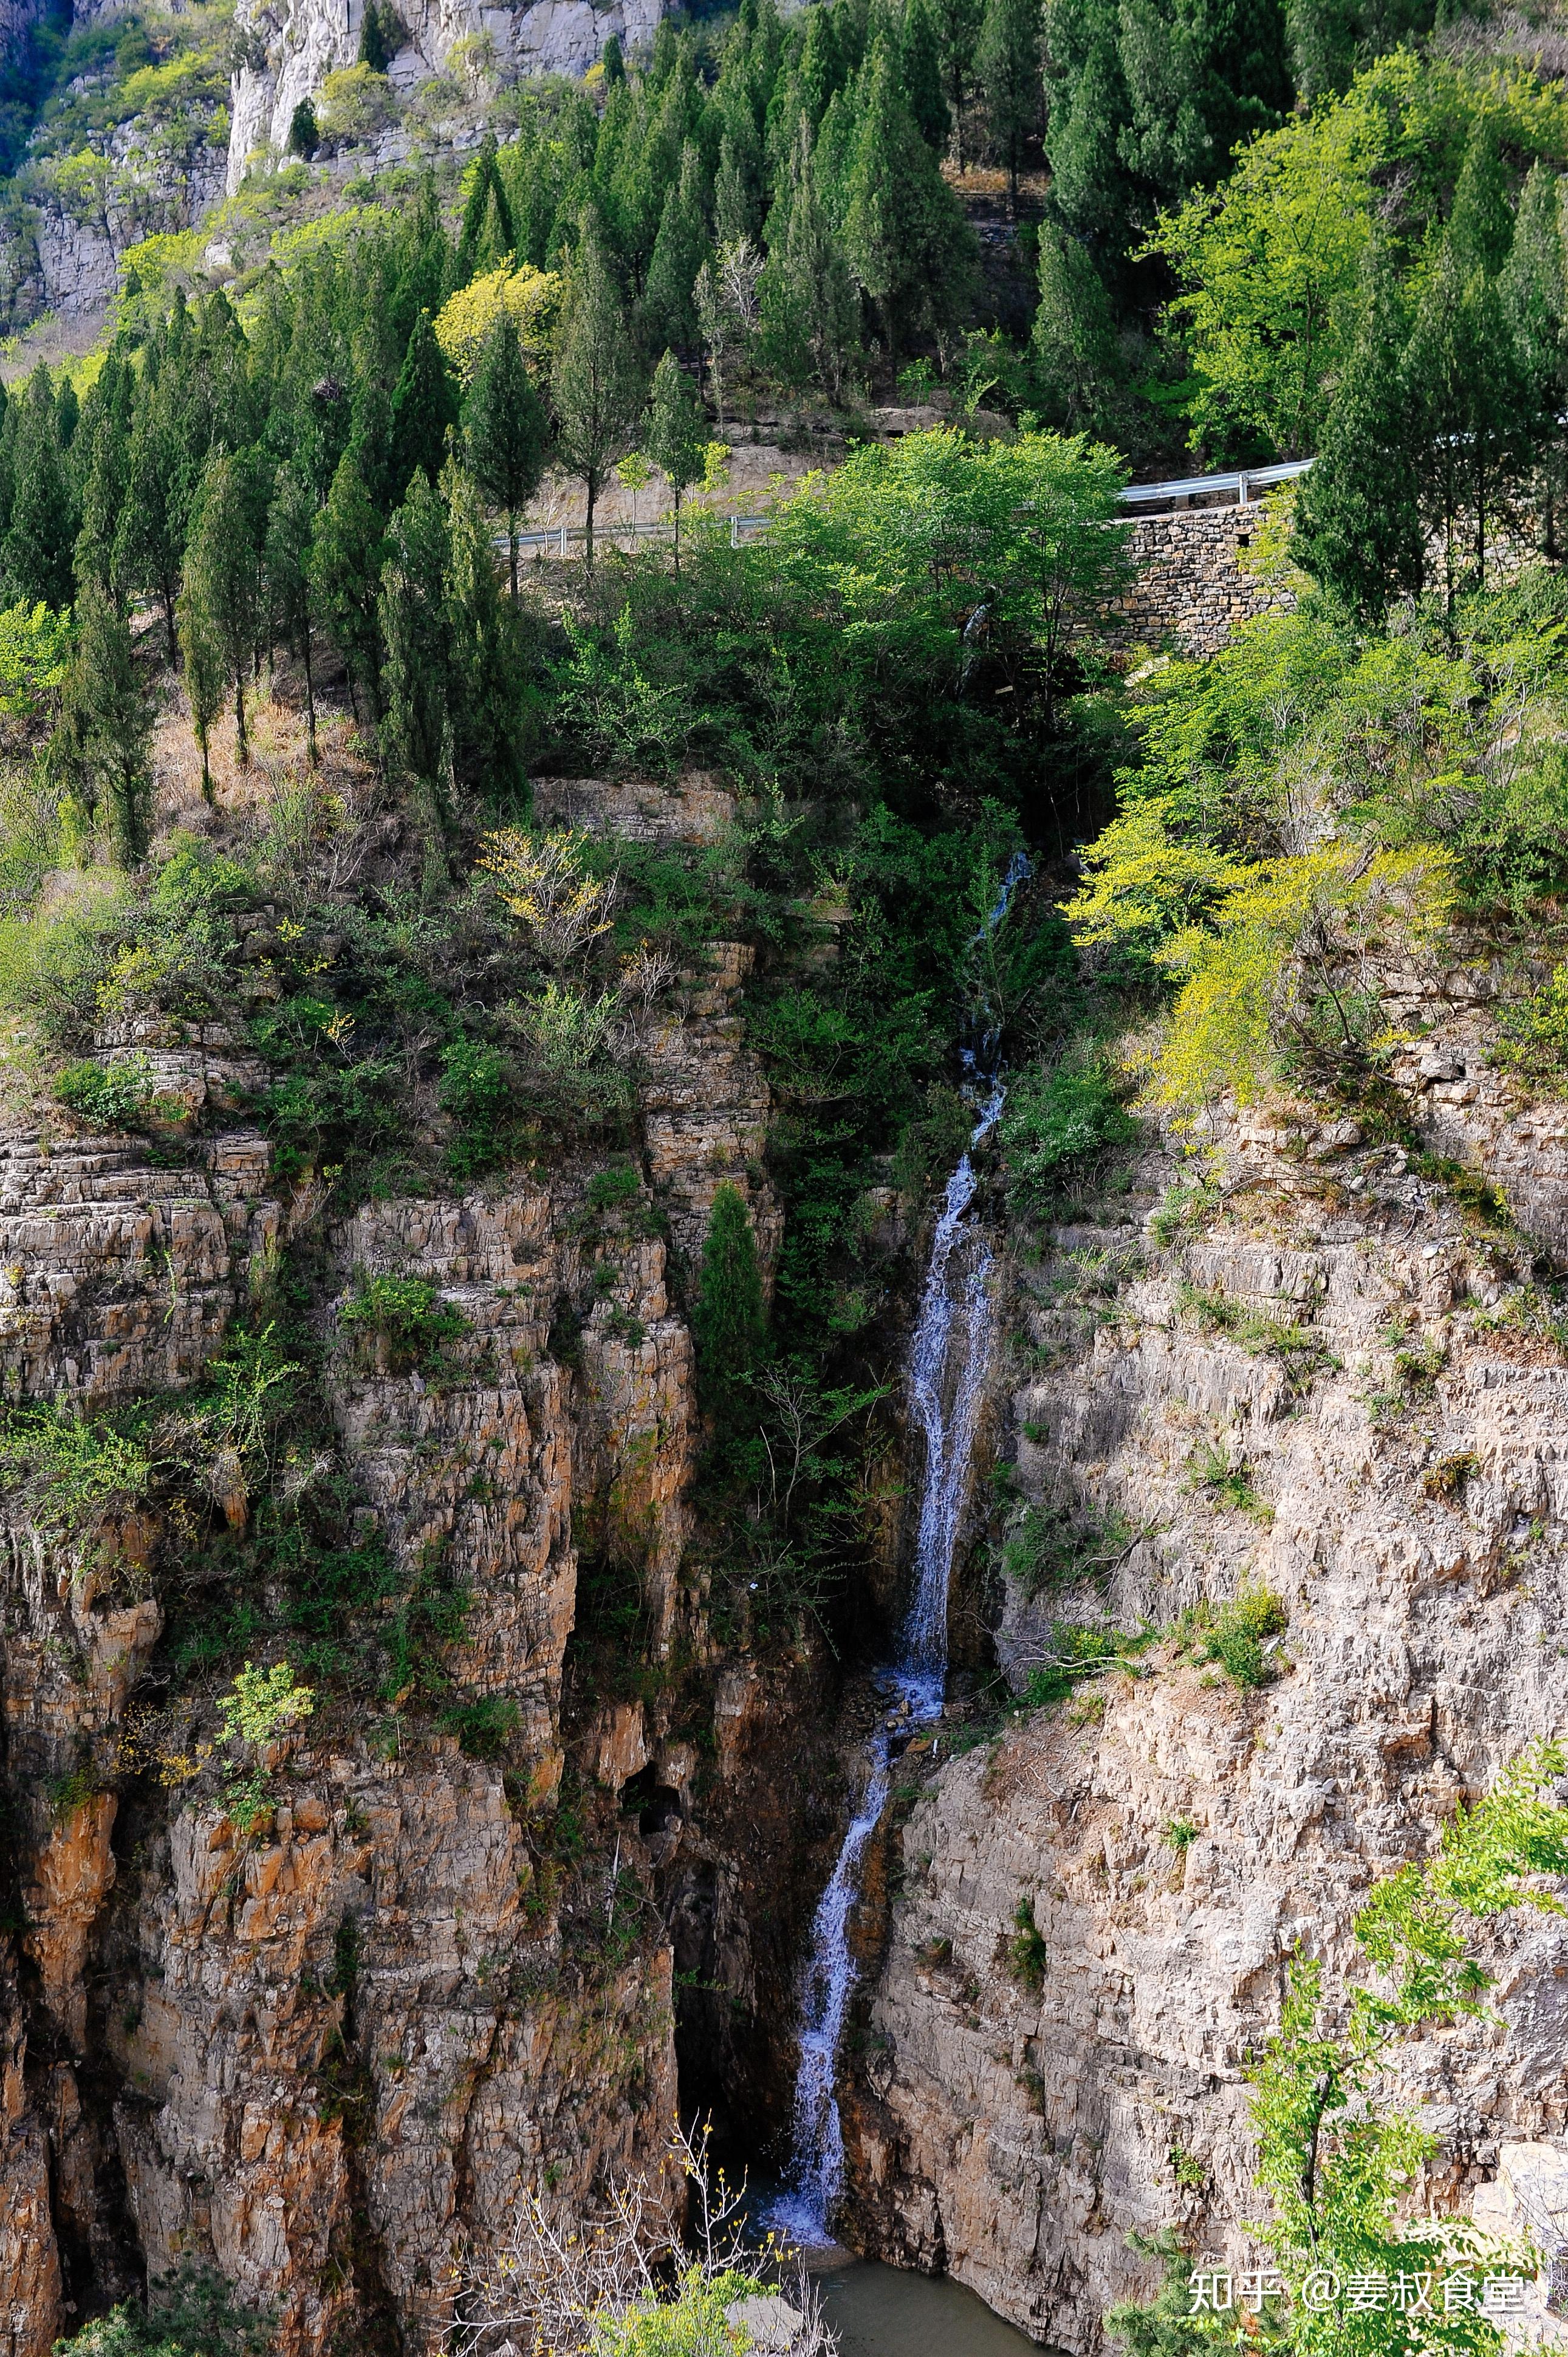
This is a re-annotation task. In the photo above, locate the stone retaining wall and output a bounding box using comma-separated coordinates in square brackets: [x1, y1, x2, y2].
[1107, 501, 1292, 659]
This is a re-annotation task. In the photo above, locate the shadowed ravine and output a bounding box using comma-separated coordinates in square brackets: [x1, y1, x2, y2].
[768, 855, 1030, 2248]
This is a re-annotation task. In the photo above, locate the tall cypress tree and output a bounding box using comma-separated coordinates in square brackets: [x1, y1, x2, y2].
[800, 3, 844, 122]
[1407, 128, 1529, 607]
[761, 117, 859, 398]
[843, 36, 970, 364]
[6, 365, 74, 611]
[645, 140, 711, 357]
[180, 570, 226, 801]
[645, 350, 707, 571]
[550, 210, 643, 567]
[457, 131, 517, 282]
[349, 371, 397, 517]
[379, 470, 454, 837]
[975, 0, 1041, 212]
[1031, 222, 1121, 433]
[693, 1181, 767, 1410]
[1293, 241, 1423, 627]
[311, 448, 386, 722]
[266, 462, 320, 763]
[55, 374, 78, 455]
[713, 132, 757, 247]
[182, 453, 261, 766]
[445, 459, 522, 802]
[902, 0, 951, 153]
[1502, 159, 1568, 556]
[114, 402, 182, 661]
[1446, 112, 1514, 281]
[56, 579, 152, 860]
[390, 310, 459, 492]
[465, 312, 550, 600]
[72, 388, 128, 599]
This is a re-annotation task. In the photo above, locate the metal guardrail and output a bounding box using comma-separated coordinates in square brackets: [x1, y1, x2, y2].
[511, 513, 771, 557]
[507, 457, 1315, 558]
[1118, 458, 1315, 509]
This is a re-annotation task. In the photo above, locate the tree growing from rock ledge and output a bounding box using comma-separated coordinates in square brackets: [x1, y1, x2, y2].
[693, 1182, 768, 1413]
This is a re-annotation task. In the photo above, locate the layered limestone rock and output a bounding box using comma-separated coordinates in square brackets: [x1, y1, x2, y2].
[225, 0, 671, 190]
[0, 883, 804, 2352]
[0, 1127, 286, 2350]
[845, 1014, 1568, 2346]
[114, 1741, 678, 2350]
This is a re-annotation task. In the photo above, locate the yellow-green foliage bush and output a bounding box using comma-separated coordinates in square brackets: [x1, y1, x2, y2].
[434, 262, 560, 382]
[1072, 588, 1568, 1122]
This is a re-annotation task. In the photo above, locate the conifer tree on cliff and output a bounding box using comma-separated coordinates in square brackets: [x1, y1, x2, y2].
[182, 452, 261, 766]
[466, 311, 550, 600]
[390, 310, 459, 494]
[693, 1182, 767, 1408]
[551, 210, 643, 568]
[645, 350, 707, 572]
[6, 365, 74, 611]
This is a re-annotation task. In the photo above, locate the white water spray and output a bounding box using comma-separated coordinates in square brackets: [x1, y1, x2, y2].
[770, 851, 1030, 2244]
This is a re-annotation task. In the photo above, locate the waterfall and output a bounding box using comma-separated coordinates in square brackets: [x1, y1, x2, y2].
[769, 851, 1029, 2246]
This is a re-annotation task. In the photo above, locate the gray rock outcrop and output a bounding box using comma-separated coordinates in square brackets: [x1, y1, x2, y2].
[845, 1001, 1568, 2345]
[225, 0, 671, 191]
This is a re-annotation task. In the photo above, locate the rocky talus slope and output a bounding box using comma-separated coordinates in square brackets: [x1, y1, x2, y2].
[0, 781, 835, 2357]
[843, 966, 1568, 2344]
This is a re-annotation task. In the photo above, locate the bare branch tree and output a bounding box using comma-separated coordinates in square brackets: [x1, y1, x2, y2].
[447, 2118, 837, 2357]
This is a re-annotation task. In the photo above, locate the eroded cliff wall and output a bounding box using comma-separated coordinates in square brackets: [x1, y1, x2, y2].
[0, 780, 834, 2356]
[842, 970, 1568, 2343]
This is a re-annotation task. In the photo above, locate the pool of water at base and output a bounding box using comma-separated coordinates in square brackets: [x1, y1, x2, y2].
[809, 2252, 1045, 2356]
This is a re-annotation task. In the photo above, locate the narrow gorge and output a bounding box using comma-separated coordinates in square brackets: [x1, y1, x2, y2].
[0, 0, 1565, 2341]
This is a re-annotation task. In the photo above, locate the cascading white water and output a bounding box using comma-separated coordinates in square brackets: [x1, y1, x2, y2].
[769, 851, 1030, 2245]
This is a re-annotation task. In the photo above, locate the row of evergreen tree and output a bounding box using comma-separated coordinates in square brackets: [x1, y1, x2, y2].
[15, 158, 734, 863]
[1298, 118, 1568, 622]
[442, 0, 1016, 385]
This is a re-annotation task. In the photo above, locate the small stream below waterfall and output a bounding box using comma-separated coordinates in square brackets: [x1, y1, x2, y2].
[761, 853, 1032, 2332]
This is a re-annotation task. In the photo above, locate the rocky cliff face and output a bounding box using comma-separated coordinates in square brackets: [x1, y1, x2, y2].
[225, 0, 669, 191]
[842, 966, 1568, 2344]
[0, 779, 832, 2356]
